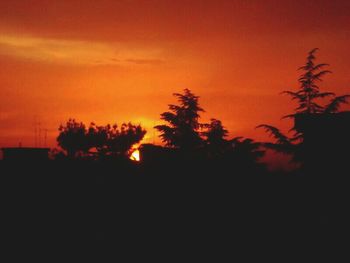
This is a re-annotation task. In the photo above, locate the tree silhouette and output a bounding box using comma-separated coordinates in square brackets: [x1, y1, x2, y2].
[57, 119, 90, 158]
[324, 95, 350, 113]
[255, 125, 295, 154]
[228, 137, 265, 167]
[57, 120, 146, 159]
[257, 49, 335, 152]
[258, 48, 350, 163]
[202, 118, 230, 157]
[154, 89, 265, 166]
[282, 48, 334, 118]
[105, 123, 146, 157]
[86, 123, 109, 157]
[155, 89, 204, 150]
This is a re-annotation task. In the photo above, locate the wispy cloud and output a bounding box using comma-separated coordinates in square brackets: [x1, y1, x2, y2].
[125, 58, 164, 65]
[0, 34, 163, 66]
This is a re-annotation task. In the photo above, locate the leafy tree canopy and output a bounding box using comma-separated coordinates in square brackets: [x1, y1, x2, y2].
[57, 119, 146, 159]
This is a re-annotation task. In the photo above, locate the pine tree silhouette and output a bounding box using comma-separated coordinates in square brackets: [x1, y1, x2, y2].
[257, 48, 349, 162]
[282, 48, 334, 118]
[154, 89, 204, 151]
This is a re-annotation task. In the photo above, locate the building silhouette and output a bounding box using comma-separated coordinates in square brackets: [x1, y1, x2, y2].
[1, 147, 50, 162]
[294, 111, 350, 172]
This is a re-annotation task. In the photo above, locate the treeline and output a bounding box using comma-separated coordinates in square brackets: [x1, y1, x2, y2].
[55, 121, 146, 159]
[55, 88, 264, 169]
[54, 48, 350, 170]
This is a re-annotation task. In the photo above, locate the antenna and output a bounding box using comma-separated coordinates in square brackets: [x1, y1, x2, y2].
[153, 121, 156, 144]
[33, 116, 47, 148]
[38, 121, 41, 147]
[34, 116, 38, 147]
[43, 129, 48, 147]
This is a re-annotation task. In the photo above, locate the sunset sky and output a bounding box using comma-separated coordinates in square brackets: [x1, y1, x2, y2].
[1, 0, 350, 148]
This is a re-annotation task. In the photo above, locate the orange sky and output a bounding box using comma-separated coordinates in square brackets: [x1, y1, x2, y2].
[1, 0, 350, 148]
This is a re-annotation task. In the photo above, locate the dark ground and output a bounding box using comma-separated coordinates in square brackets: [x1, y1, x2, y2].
[0, 159, 348, 257]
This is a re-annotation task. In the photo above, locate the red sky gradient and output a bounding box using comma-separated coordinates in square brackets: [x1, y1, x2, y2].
[1, 0, 350, 148]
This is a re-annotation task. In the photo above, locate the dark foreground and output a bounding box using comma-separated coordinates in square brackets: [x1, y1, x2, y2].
[1, 159, 348, 257]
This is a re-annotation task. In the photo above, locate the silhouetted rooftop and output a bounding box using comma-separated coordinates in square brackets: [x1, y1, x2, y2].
[1, 147, 50, 161]
[294, 111, 350, 171]
[294, 111, 350, 134]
